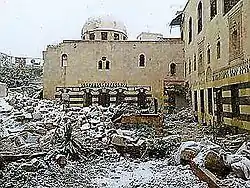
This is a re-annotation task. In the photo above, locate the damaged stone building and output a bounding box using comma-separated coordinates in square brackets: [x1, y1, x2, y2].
[43, 15, 186, 109]
[171, 0, 250, 131]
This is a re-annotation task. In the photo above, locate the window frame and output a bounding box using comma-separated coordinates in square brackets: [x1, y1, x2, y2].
[101, 32, 108, 40]
[139, 54, 146, 67]
[197, 2, 203, 34]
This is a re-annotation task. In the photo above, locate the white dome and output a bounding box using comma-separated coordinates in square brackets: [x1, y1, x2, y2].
[82, 15, 127, 35]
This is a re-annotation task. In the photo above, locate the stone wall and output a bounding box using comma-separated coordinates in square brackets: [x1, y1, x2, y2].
[43, 39, 184, 104]
[182, 0, 250, 130]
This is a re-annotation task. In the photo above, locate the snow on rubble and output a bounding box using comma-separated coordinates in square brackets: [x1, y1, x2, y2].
[0, 92, 249, 187]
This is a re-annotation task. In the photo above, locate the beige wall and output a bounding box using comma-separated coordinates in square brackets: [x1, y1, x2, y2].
[43, 39, 184, 103]
[182, 0, 250, 130]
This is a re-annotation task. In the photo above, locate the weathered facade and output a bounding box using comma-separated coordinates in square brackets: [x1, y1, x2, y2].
[177, 0, 250, 130]
[43, 16, 185, 108]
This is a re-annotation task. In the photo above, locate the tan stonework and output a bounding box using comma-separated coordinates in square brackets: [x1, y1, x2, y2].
[43, 16, 184, 106]
[181, 0, 250, 130]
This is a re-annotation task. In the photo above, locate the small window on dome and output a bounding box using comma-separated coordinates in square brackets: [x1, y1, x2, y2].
[101, 32, 108, 40]
[123, 36, 127, 40]
[114, 33, 119, 40]
[89, 33, 95, 40]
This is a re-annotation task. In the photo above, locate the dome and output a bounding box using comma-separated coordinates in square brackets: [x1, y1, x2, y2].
[82, 15, 127, 35]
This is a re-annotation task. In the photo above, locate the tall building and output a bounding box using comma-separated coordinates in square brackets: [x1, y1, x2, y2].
[43, 15, 186, 108]
[171, 0, 250, 131]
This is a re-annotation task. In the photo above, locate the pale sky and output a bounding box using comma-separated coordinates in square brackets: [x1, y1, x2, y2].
[0, 0, 186, 58]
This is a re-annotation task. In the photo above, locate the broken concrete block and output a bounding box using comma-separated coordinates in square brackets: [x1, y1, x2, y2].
[204, 151, 229, 177]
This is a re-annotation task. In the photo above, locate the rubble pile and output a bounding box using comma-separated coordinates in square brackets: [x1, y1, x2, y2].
[0, 66, 42, 98]
[0, 92, 209, 187]
[0, 92, 249, 187]
[164, 109, 211, 142]
[176, 138, 250, 187]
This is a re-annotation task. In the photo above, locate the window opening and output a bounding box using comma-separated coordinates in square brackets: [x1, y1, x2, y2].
[98, 61, 102, 69]
[101, 32, 108, 40]
[207, 48, 211, 64]
[89, 33, 95, 40]
[61, 54, 68, 67]
[208, 88, 213, 114]
[210, 0, 217, 19]
[194, 54, 197, 71]
[139, 54, 145, 67]
[189, 17, 192, 43]
[106, 61, 110, 69]
[217, 41, 221, 59]
[198, 2, 203, 33]
[114, 33, 119, 40]
[200, 90, 205, 113]
[170, 63, 177, 75]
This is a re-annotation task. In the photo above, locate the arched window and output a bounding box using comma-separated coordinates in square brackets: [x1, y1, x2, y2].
[217, 41, 221, 59]
[207, 48, 211, 64]
[106, 61, 110, 69]
[189, 17, 193, 43]
[194, 54, 197, 71]
[170, 63, 176, 75]
[198, 2, 203, 34]
[188, 59, 192, 74]
[61, 54, 68, 67]
[210, 0, 217, 19]
[98, 60, 102, 69]
[139, 54, 145, 67]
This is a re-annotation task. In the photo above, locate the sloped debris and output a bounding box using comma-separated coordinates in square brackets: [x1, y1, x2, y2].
[0, 92, 248, 187]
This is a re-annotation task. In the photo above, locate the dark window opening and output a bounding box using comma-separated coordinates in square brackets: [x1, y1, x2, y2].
[199, 53, 203, 66]
[98, 61, 102, 69]
[198, 2, 203, 34]
[106, 61, 110, 69]
[224, 0, 240, 15]
[189, 17, 193, 43]
[194, 54, 197, 71]
[139, 54, 145, 67]
[89, 33, 95, 40]
[208, 88, 213, 114]
[98, 92, 110, 107]
[215, 88, 223, 124]
[207, 48, 211, 64]
[61, 54, 68, 67]
[170, 63, 177, 75]
[181, 31, 184, 41]
[194, 91, 198, 111]
[101, 32, 108, 40]
[184, 62, 187, 77]
[188, 59, 191, 74]
[114, 33, 119, 40]
[231, 84, 240, 117]
[200, 90, 205, 113]
[82, 35, 85, 40]
[217, 41, 221, 59]
[210, 0, 217, 19]
[102, 57, 107, 61]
